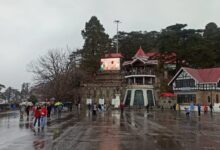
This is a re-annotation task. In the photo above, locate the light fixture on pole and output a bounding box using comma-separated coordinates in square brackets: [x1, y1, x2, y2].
[114, 20, 121, 53]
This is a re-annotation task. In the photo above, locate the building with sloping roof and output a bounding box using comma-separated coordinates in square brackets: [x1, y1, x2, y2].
[81, 47, 177, 107]
[168, 67, 220, 105]
[122, 47, 158, 107]
[81, 53, 124, 105]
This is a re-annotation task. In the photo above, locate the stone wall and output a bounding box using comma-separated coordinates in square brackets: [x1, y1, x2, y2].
[196, 90, 220, 104]
[80, 71, 124, 105]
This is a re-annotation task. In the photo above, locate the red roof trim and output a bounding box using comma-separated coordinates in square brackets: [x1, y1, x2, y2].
[104, 53, 124, 58]
[134, 47, 147, 58]
[169, 67, 220, 85]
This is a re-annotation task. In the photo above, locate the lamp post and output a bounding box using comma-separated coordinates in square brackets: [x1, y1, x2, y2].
[114, 20, 121, 53]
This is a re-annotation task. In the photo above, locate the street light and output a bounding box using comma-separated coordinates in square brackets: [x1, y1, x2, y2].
[114, 20, 121, 53]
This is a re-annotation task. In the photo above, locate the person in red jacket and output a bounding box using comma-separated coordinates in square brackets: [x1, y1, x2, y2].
[33, 106, 41, 128]
[41, 104, 47, 129]
[119, 101, 124, 114]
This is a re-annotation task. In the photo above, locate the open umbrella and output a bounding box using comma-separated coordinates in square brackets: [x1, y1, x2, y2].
[19, 102, 27, 106]
[50, 97, 55, 101]
[160, 92, 175, 97]
[54, 102, 63, 106]
[27, 102, 33, 106]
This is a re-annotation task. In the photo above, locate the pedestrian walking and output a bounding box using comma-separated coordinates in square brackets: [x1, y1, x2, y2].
[92, 103, 97, 116]
[98, 104, 102, 112]
[26, 105, 30, 118]
[209, 103, 213, 113]
[203, 104, 208, 113]
[197, 103, 201, 116]
[78, 103, 81, 111]
[173, 103, 176, 111]
[88, 103, 91, 111]
[33, 106, 41, 128]
[57, 104, 62, 119]
[20, 105, 26, 119]
[146, 104, 150, 112]
[176, 103, 180, 111]
[120, 101, 124, 114]
[41, 105, 47, 130]
[69, 102, 73, 112]
[185, 107, 190, 117]
[190, 102, 194, 111]
[11, 103, 16, 111]
[47, 103, 52, 118]
[101, 104, 104, 111]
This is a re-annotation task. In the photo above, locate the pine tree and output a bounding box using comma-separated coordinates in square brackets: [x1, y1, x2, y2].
[81, 16, 111, 73]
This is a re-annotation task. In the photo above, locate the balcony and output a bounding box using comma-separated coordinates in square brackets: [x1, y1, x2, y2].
[123, 69, 155, 76]
[125, 77, 155, 85]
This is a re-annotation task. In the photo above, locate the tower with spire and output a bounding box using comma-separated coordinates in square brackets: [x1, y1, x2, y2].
[122, 47, 158, 107]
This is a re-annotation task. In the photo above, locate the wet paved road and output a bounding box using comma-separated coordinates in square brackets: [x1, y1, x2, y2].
[1, 110, 220, 150]
[0, 111, 76, 150]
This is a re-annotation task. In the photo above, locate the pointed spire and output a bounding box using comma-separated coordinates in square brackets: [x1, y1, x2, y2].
[134, 46, 146, 58]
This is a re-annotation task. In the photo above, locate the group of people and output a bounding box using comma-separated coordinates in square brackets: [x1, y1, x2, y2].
[19, 102, 65, 130]
[87, 101, 125, 116]
[33, 105, 48, 130]
[184, 103, 214, 117]
[87, 103, 107, 116]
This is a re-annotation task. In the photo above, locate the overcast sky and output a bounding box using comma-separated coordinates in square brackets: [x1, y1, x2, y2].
[0, 0, 219, 90]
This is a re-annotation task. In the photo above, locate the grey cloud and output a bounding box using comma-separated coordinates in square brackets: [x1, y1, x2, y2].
[0, 0, 219, 89]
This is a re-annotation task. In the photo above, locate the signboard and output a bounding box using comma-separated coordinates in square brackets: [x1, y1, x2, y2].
[113, 99, 120, 108]
[99, 99, 105, 105]
[111, 99, 116, 105]
[86, 99, 92, 104]
[100, 58, 120, 71]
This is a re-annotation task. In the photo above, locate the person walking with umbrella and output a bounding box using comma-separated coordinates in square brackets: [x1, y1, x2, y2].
[55, 101, 63, 119]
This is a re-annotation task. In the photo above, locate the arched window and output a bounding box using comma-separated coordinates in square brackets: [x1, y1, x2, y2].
[208, 96, 211, 103]
[218, 81, 220, 88]
[216, 95, 219, 103]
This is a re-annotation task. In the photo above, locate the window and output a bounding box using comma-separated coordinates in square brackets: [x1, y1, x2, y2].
[136, 77, 143, 85]
[218, 81, 220, 88]
[125, 90, 132, 106]
[175, 79, 195, 88]
[216, 95, 219, 103]
[147, 90, 154, 106]
[134, 90, 144, 106]
[208, 96, 211, 103]
[177, 94, 196, 104]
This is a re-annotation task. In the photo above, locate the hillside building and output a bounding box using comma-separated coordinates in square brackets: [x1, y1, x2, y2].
[168, 67, 220, 105]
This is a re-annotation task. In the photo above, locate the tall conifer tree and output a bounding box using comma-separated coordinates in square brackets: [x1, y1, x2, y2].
[81, 16, 111, 74]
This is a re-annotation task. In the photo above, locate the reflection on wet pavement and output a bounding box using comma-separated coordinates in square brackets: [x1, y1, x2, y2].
[0, 110, 220, 150]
